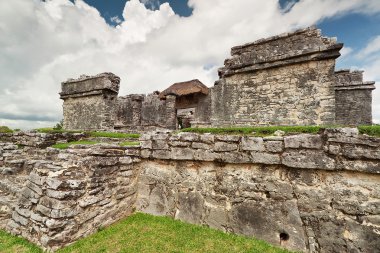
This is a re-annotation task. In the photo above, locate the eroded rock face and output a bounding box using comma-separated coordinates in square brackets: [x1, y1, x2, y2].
[1, 129, 380, 253]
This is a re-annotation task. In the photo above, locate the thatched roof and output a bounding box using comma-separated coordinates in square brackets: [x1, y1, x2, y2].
[159, 79, 209, 99]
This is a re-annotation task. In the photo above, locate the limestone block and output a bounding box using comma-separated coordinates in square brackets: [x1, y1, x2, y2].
[175, 192, 204, 224]
[215, 135, 240, 142]
[152, 140, 169, 150]
[152, 150, 171, 160]
[170, 141, 190, 147]
[341, 159, 380, 174]
[282, 150, 336, 170]
[140, 140, 152, 149]
[251, 152, 281, 165]
[194, 150, 220, 161]
[241, 137, 265, 151]
[221, 152, 251, 163]
[284, 134, 323, 149]
[200, 134, 214, 144]
[229, 200, 307, 252]
[192, 142, 212, 150]
[264, 141, 284, 153]
[178, 132, 199, 142]
[214, 142, 238, 152]
[171, 148, 194, 160]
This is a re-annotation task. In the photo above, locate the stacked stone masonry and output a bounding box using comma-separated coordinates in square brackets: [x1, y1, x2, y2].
[60, 27, 376, 131]
[1, 129, 379, 252]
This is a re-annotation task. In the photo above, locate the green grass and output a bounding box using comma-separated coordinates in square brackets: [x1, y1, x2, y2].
[358, 125, 380, 137]
[35, 128, 82, 134]
[181, 126, 322, 136]
[0, 126, 13, 133]
[58, 213, 291, 253]
[0, 230, 42, 253]
[89, 131, 140, 139]
[51, 140, 98, 149]
[0, 213, 291, 253]
[120, 141, 140, 147]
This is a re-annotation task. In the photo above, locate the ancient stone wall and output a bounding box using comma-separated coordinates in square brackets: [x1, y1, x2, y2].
[211, 27, 342, 126]
[60, 73, 120, 130]
[137, 129, 380, 253]
[2, 130, 379, 252]
[4, 144, 139, 251]
[335, 70, 376, 125]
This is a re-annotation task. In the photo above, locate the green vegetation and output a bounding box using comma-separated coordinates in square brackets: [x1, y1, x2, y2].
[181, 125, 322, 136]
[52, 140, 98, 149]
[89, 131, 140, 139]
[0, 213, 291, 253]
[35, 128, 81, 134]
[58, 213, 290, 253]
[358, 125, 380, 137]
[120, 141, 140, 147]
[0, 126, 13, 133]
[0, 230, 42, 253]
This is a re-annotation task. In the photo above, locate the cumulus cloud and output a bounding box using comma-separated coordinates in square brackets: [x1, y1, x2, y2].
[0, 0, 380, 129]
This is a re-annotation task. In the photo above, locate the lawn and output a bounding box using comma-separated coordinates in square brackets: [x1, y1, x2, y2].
[51, 140, 98, 149]
[0, 213, 291, 253]
[0, 230, 42, 253]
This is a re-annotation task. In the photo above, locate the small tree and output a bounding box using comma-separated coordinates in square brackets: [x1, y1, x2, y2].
[53, 119, 64, 130]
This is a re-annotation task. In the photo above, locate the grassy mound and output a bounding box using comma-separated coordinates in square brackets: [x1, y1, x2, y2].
[59, 213, 291, 253]
[51, 140, 98, 149]
[0, 126, 13, 133]
[0, 213, 292, 253]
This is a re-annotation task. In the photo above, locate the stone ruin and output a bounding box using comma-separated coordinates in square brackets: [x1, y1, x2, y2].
[60, 27, 375, 131]
[0, 27, 379, 253]
[1, 129, 380, 253]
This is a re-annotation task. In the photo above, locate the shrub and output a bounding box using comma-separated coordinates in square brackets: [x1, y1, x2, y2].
[0, 126, 13, 133]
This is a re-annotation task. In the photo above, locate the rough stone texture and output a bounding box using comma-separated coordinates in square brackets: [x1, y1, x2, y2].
[1, 139, 139, 251]
[60, 73, 120, 130]
[136, 128, 380, 253]
[335, 69, 375, 125]
[115, 93, 177, 130]
[60, 28, 376, 131]
[212, 27, 341, 126]
[2, 129, 380, 252]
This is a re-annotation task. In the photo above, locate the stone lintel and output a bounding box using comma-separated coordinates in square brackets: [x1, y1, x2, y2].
[335, 83, 376, 91]
[60, 72, 120, 99]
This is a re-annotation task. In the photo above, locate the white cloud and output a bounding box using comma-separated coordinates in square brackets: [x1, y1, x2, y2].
[356, 35, 380, 59]
[0, 0, 380, 129]
[110, 15, 122, 24]
[340, 46, 353, 58]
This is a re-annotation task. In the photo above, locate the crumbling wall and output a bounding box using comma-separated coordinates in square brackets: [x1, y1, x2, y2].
[2, 130, 379, 252]
[137, 129, 380, 253]
[335, 70, 375, 125]
[60, 73, 120, 130]
[211, 27, 342, 126]
[2, 140, 139, 251]
[141, 94, 176, 130]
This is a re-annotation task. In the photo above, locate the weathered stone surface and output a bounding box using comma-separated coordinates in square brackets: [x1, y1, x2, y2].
[241, 137, 265, 151]
[282, 150, 336, 170]
[214, 142, 238, 152]
[284, 134, 323, 149]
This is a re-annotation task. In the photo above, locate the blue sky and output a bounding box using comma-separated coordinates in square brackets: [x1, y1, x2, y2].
[1, 0, 380, 129]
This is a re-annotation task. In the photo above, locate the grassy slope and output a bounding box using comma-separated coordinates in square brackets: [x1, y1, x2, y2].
[0, 230, 42, 253]
[0, 213, 292, 253]
[59, 213, 291, 253]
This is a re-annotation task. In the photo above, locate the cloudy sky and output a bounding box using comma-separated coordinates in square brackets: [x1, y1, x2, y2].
[0, 0, 379, 129]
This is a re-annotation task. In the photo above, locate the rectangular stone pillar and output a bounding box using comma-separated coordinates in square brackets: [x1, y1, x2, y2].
[59, 73, 120, 131]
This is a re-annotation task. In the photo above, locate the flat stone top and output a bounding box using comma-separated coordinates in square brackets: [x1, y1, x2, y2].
[220, 26, 343, 76]
[60, 72, 120, 97]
